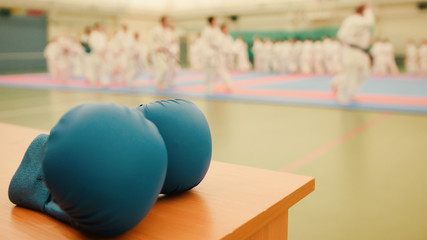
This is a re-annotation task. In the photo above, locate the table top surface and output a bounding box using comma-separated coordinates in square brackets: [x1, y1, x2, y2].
[0, 123, 314, 240]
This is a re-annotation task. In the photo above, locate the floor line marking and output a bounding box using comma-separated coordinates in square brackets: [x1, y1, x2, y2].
[281, 112, 392, 172]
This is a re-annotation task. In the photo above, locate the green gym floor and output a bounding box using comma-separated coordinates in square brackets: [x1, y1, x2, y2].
[1, 87, 427, 239]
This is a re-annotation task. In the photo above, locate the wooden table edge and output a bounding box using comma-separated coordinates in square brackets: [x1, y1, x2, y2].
[222, 177, 315, 240]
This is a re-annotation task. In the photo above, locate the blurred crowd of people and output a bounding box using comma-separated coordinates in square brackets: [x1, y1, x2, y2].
[43, 21, 180, 88]
[43, 15, 427, 91]
[214, 36, 427, 76]
[250, 37, 343, 74]
[189, 33, 251, 72]
[405, 39, 427, 75]
[371, 39, 399, 75]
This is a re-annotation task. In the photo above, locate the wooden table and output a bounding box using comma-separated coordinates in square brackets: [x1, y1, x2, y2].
[0, 123, 314, 240]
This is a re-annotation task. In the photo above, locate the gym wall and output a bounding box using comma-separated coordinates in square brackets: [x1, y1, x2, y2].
[0, 15, 47, 73]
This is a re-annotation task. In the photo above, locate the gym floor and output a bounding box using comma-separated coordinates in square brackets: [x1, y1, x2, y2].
[1, 86, 427, 239]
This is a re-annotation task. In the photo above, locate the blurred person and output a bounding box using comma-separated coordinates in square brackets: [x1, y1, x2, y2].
[322, 36, 333, 73]
[233, 36, 251, 72]
[133, 33, 148, 71]
[104, 39, 120, 82]
[221, 24, 235, 70]
[69, 39, 85, 78]
[111, 24, 134, 84]
[58, 34, 75, 79]
[189, 34, 203, 70]
[260, 38, 273, 72]
[286, 39, 299, 73]
[80, 27, 92, 54]
[44, 37, 71, 81]
[329, 38, 343, 74]
[293, 39, 303, 73]
[300, 39, 314, 74]
[124, 32, 147, 87]
[45, 34, 75, 81]
[151, 16, 176, 91]
[201, 16, 232, 93]
[252, 36, 263, 71]
[371, 39, 385, 75]
[79, 27, 92, 80]
[87, 23, 109, 86]
[331, 3, 375, 104]
[405, 39, 419, 74]
[169, 26, 181, 81]
[271, 40, 282, 72]
[323, 36, 342, 74]
[382, 39, 399, 75]
[280, 40, 292, 73]
[420, 39, 427, 75]
[313, 40, 325, 74]
[44, 38, 60, 79]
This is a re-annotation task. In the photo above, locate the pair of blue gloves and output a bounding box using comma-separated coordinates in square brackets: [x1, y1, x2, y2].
[8, 99, 212, 236]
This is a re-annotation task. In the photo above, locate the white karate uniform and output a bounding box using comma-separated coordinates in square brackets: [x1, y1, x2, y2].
[322, 38, 333, 73]
[328, 40, 343, 74]
[323, 38, 341, 74]
[285, 41, 298, 73]
[405, 43, 419, 74]
[79, 33, 91, 80]
[189, 37, 203, 70]
[371, 41, 385, 75]
[313, 41, 325, 74]
[419, 44, 427, 75]
[104, 40, 120, 82]
[44, 42, 57, 78]
[80, 34, 90, 48]
[233, 38, 251, 72]
[44, 41, 65, 80]
[201, 25, 232, 93]
[69, 42, 85, 78]
[271, 42, 283, 73]
[300, 40, 314, 74]
[170, 30, 180, 82]
[124, 38, 147, 87]
[293, 40, 303, 73]
[252, 39, 263, 72]
[44, 37, 72, 80]
[280, 41, 292, 73]
[88, 29, 109, 86]
[134, 40, 148, 72]
[222, 34, 235, 70]
[331, 8, 375, 104]
[111, 29, 134, 84]
[151, 25, 175, 90]
[260, 40, 272, 73]
[382, 41, 399, 75]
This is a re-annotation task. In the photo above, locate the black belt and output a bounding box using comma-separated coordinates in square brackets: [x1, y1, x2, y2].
[348, 44, 369, 54]
[346, 43, 373, 64]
